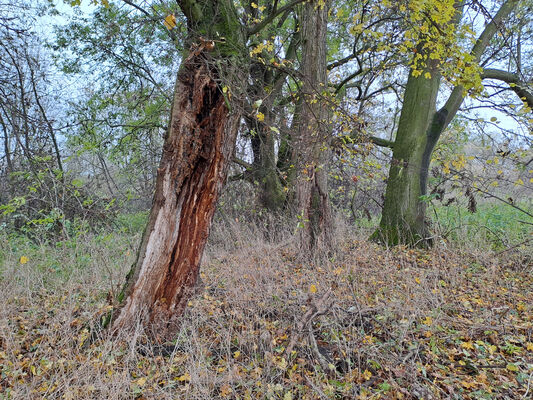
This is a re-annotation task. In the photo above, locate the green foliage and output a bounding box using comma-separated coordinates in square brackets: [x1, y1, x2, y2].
[0, 164, 114, 242]
[114, 211, 149, 234]
[433, 202, 532, 251]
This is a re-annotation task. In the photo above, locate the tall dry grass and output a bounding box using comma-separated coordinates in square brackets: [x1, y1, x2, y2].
[0, 214, 531, 399]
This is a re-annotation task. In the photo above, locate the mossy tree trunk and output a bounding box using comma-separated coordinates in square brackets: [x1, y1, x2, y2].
[374, 0, 518, 247]
[293, 0, 333, 255]
[112, 0, 247, 336]
[246, 61, 286, 211]
[372, 63, 441, 246]
[245, 19, 300, 211]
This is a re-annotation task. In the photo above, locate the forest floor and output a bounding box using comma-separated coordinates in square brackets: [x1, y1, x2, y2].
[0, 221, 532, 399]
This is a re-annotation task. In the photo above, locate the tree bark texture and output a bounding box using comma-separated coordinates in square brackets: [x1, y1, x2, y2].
[247, 61, 286, 211]
[110, 0, 247, 335]
[372, 65, 441, 246]
[293, 0, 333, 255]
[112, 54, 241, 334]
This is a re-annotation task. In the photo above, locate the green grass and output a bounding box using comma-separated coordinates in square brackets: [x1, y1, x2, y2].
[431, 201, 532, 251]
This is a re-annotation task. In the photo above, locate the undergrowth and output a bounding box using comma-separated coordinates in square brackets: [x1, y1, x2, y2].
[0, 208, 532, 399]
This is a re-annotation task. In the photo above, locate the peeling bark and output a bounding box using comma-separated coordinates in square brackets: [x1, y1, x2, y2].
[112, 53, 241, 335]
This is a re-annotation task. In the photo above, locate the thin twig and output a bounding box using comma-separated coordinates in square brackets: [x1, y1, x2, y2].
[308, 325, 335, 375]
[285, 289, 333, 355]
[494, 238, 533, 256]
[522, 372, 532, 399]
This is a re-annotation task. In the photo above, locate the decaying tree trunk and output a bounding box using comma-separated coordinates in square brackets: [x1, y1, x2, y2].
[112, 54, 241, 334]
[292, 0, 334, 255]
[111, 0, 247, 335]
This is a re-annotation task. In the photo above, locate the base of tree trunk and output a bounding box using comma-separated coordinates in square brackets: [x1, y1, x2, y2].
[370, 222, 433, 248]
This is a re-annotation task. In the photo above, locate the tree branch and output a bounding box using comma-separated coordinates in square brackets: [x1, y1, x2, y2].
[482, 68, 533, 109]
[439, 0, 518, 129]
[332, 133, 394, 149]
[120, 0, 178, 42]
[120, 0, 150, 16]
[369, 135, 394, 148]
[232, 157, 253, 170]
[247, 0, 306, 36]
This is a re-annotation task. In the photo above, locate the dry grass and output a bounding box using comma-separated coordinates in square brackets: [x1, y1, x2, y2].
[0, 220, 532, 399]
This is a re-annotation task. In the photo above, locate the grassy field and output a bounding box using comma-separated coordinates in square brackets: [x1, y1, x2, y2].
[0, 205, 532, 399]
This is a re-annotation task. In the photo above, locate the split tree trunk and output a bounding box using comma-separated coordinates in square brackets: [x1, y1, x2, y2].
[112, 0, 246, 335]
[246, 60, 286, 211]
[112, 54, 241, 334]
[292, 0, 333, 255]
[250, 117, 286, 210]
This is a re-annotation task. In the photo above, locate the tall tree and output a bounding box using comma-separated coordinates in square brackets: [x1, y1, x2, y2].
[292, 0, 334, 254]
[373, 0, 529, 246]
[110, 0, 312, 335]
[111, 0, 248, 334]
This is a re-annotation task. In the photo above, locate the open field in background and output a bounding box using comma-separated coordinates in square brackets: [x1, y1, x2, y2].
[0, 203, 532, 399]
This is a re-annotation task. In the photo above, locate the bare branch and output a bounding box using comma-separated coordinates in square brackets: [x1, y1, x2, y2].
[247, 0, 306, 36]
[482, 68, 533, 109]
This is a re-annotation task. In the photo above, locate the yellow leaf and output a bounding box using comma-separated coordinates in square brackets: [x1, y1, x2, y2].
[461, 341, 474, 350]
[233, 350, 241, 359]
[526, 342, 533, 351]
[506, 363, 518, 372]
[415, 277, 421, 284]
[163, 14, 176, 30]
[309, 284, 317, 293]
[136, 377, 147, 386]
[422, 316, 433, 326]
[177, 372, 191, 382]
[220, 383, 232, 397]
[362, 369, 372, 380]
[461, 380, 476, 389]
[19, 256, 29, 264]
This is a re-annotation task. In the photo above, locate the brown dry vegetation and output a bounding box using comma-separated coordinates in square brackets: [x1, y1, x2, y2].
[1, 219, 532, 399]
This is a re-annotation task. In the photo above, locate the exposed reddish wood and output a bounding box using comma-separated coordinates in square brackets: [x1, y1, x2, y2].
[112, 53, 240, 336]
